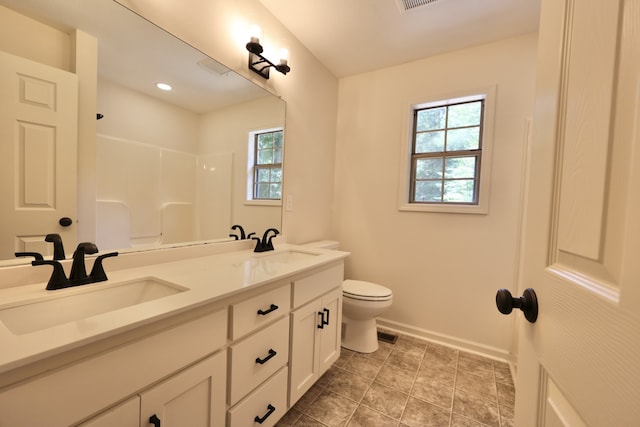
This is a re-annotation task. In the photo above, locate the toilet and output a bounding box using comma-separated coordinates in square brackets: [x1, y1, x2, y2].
[304, 241, 393, 353]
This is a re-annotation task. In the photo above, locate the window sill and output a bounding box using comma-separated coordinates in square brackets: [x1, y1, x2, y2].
[245, 199, 282, 207]
[398, 202, 488, 215]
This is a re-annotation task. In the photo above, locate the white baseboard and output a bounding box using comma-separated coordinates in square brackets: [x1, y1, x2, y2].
[376, 317, 517, 372]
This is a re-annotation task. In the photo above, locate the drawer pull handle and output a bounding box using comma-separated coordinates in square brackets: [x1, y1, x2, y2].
[149, 414, 161, 427]
[257, 304, 279, 316]
[323, 308, 330, 326]
[255, 348, 277, 364]
[254, 404, 276, 424]
[317, 311, 325, 329]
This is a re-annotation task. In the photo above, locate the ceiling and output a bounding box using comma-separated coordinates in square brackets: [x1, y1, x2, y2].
[258, 0, 541, 77]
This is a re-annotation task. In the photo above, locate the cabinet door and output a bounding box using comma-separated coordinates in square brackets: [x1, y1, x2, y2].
[318, 287, 342, 375]
[78, 396, 139, 427]
[140, 350, 226, 427]
[289, 298, 323, 406]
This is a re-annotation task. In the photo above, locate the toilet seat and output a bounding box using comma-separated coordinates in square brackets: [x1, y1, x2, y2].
[343, 280, 392, 301]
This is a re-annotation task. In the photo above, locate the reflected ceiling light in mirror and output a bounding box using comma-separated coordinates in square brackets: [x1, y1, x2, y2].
[156, 82, 172, 91]
[246, 24, 291, 79]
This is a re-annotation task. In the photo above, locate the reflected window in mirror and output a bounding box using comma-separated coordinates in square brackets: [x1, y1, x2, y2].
[247, 128, 283, 202]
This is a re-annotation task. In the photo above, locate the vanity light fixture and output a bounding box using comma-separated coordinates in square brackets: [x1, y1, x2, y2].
[246, 25, 290, 79]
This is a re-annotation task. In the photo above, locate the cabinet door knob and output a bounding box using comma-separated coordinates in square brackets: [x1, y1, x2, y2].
[254, 404, 276, 424]
[149, 414, 161, 427]
[255, 348, 277, 365]
[257, 304, 279, 316]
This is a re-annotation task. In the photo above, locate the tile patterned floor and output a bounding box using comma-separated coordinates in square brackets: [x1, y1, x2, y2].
[276, 331, 515, 427]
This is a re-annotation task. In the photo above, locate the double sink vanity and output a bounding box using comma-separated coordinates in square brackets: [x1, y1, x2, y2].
[0, 241, 348, 426]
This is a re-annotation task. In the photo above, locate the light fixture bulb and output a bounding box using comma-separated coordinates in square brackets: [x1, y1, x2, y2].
[279, 48, 289, 66]
[156, 83, 172, 91]
[249, 24, 262, 43]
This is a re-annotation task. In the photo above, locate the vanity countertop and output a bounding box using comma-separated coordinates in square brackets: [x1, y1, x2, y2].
[0, 244, 349, 374]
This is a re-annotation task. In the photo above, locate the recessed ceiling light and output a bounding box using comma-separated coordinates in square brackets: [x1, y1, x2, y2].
[156, 83, 172, 91]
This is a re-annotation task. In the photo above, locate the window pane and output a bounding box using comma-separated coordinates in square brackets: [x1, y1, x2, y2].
[274, 148, 283, 163]
[415, 158, 443, 179]
[272, 167, 282, 182]
[414, 181, 442, 202]
[448, 101, 482, 128]
[257, 150, 274, 164]
[416, 107, 446, 131]
[446, 127, 480, 151]
[256, 168, 270, 182]
[445, 156, 476, 179]
[415, 131, 445, 153]
[256, 183, 270, 198]
[274, 131, 283, 148]
[443, 179, 475, 203]
[258, 133, 274, 149]
[270, 183, 282, 199]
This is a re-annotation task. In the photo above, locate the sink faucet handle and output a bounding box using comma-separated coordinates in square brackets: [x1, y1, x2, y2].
[45, 233, 66, 260]
[89, 252, 119, 282]
[32, 260, 69, 290]
[231, 224, 246, 240]
[15, 252, 44, 261]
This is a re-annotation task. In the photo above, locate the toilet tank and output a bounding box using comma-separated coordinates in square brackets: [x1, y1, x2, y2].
[303, 240, 340, 250]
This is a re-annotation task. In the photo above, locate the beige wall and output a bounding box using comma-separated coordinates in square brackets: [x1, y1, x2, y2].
[333, 33, 538, 357]
[115, 0, 339, 244]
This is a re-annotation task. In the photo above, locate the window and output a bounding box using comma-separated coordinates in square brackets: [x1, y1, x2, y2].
[400, 88, 494, 214]
[248, 129, 283, 202]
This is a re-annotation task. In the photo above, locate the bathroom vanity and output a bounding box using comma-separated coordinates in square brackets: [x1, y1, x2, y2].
[0, 243, 348, 426]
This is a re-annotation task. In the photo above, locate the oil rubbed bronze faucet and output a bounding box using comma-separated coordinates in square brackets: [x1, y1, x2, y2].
[31, 242, 118, 290]
[253, 228, 280, 253]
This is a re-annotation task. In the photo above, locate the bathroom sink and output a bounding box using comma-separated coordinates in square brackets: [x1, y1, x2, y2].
[0, 277, 187, 335]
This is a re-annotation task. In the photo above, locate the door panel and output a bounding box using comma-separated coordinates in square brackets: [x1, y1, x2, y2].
[0, 50, 78, 259]
[515, 0, 640, 425]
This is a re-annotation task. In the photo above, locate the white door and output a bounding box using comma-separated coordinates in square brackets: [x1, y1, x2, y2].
[0, 50, 78, 259]
[513, 0, 640, 425]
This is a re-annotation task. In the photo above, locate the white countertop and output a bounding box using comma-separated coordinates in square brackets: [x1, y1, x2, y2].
[0, 244, 349, 374]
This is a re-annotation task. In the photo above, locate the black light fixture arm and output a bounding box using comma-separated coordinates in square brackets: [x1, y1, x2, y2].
[246, 40, 290, 79]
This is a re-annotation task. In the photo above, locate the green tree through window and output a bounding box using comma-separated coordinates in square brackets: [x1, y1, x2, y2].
[253, 130, 283, 200]
[410, 99, 484, 204]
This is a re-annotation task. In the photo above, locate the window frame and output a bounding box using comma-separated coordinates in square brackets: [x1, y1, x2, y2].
[246, 127, 284, 206]
[398, 86, 496, 214]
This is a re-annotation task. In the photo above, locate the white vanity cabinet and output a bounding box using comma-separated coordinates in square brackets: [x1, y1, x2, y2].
[289, 264, 343, 406]
[80, 350, 226, 427]
[227, 282, 291, 426]
[139, 350, 227, 427]
[0, 253, 346, 427]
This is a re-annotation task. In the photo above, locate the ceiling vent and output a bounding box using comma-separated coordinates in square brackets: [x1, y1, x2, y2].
[197, 57, 231, 76]
[397, 0, 441, 12]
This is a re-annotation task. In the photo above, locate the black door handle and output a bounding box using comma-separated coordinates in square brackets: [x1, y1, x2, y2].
[257, 304, 279, 316]
[149, 414, 161, 427]
[317, 311, 325, 329]
[254, 404, 276, 424]
[255, 348, 277, 365]
[322, 308, 330, 326]
[59, 217, 73, 227]
[496, 288, 538, 323]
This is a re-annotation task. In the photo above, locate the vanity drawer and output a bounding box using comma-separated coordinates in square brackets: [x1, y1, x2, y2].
[228, 367, 288, 427]
[229, 316, 289, 405]
[292, 263, 343, 308]
[230, 283, 290, 340]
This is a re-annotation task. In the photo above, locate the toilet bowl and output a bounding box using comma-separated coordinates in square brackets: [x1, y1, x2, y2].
[342, 280, 393, 353]
[303, 240, 393, 354]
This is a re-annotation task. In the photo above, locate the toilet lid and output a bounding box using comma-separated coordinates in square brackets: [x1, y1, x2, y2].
[343, 280, 392, 300]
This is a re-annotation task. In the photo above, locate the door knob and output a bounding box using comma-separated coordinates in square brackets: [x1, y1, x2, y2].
[495, 288, 538, 323]
[59, 217, 73, 227]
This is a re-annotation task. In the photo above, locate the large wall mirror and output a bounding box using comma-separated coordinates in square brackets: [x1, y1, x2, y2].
[0, 0, 285, 264]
